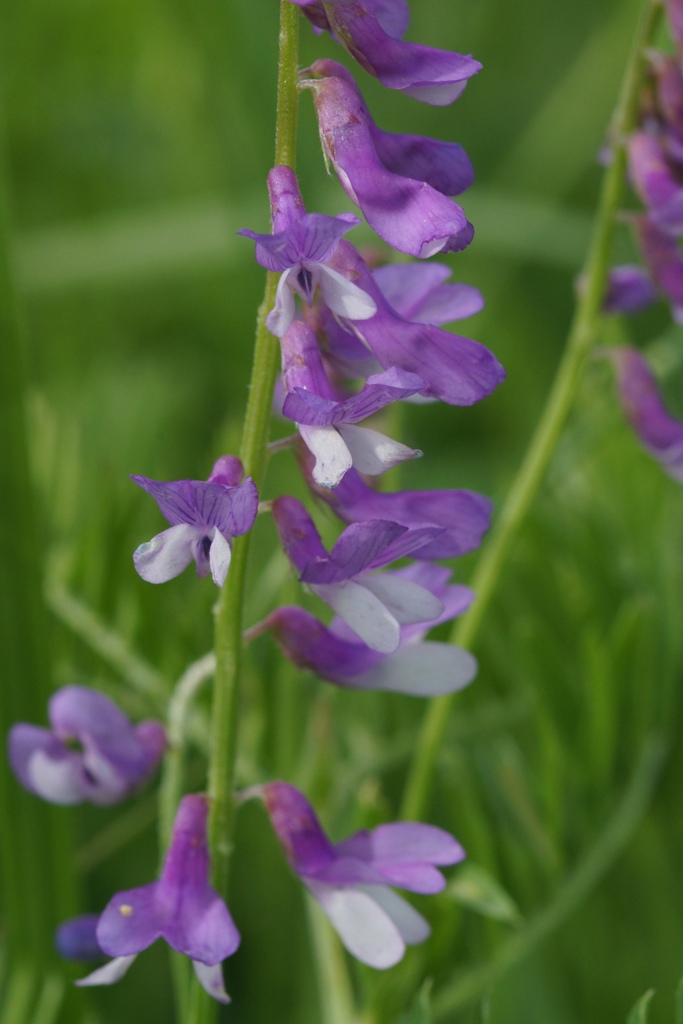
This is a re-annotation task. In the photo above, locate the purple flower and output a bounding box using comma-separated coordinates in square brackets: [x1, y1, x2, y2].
[77, 794, 240, 1003]
[634, 214, 683, 322]
[258, 562, 477, 696]
[628, 132, 683, 235]
[602, 264, 657, 314]
[299, 457, 492, 559]
[609, 346, 683, 482]
[302, 61, 473, 257]
[290, 0, 481, 106]
[131, 455, 258, 587]
[238, 166, 376, 336]
[272, 496, 445, 653]
[254, 782, 464, 968]
[7, 686, 165, 806]
[315, 240, 504, 406]
[281, 320, 424, 487]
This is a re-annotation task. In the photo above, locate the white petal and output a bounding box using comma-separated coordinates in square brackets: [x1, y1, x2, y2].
[360, 574, 443, 625]
[193, 961, 230, 1004]
[298, 424, 353, 488]
[317, 264, 377, 321]
[209, 530, 232, 588]
[402, 82, 467, 106]
[306, 882, 405, 969]
[77, 955, 137, 987]
[353, 642, 478, 696]
[359, 886, 431, 945]
[418, 236, 450, 258]
[27, 750, 85, 805]
[266, 268, 297, 337]
[311, 580, 400, 654]
[336, 423, 421, 476]
[133, 523, 197, 584]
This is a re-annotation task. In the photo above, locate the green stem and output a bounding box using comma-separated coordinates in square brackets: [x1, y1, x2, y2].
[400, 0, 663, 823]
[188, 4, 300, 1023]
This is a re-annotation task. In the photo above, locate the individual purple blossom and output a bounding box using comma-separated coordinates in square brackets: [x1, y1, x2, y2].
[634, 214, 683, 322]
[77, 794, 240, 1003]
[131, 455, 258, 587]
[252, 781, 464, 968]
[299, 455, 492, 560]
[272, 496, 445, 653]
[313, 240, 504, 406]
[602, 264, 657, 314]
[281, 320, 424, 487]
[257, 562, 477, 696]
[238, 166, 376, 337]
[628, 132, 683, 235]
[288, 0, 482, 106]
[608, 346, 683, 482]
[8, 686, 165, 806]
[302, 60, 473, 258]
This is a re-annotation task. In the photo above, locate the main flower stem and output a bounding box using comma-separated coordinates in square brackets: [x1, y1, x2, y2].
[185, 5, 299, 1023]
[400, 0, 663, 823]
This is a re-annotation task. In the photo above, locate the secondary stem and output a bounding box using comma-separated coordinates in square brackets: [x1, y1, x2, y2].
[400, 0, 663, 823]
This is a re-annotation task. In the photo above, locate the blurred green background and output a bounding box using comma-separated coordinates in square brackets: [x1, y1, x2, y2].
[2, 0, 683, 1021]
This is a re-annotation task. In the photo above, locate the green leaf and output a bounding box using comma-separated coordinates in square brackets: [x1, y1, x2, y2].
[626, 989, 655, 1024]
[446, 863, 523, 924]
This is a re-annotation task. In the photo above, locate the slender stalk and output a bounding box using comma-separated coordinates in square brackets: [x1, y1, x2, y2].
[400, 0, 663, 823]
[186, 5, 300, 1022]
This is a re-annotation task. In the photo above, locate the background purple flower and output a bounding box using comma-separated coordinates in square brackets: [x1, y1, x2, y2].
[8, 686, 165, 806]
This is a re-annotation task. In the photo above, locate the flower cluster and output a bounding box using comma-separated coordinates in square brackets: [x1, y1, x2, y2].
[7, 0, 496, 1006]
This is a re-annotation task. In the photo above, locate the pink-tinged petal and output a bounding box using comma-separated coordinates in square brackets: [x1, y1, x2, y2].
[358, 572, 443, 625]
[320, 2, 481, 105]
[77, 955, 138, 987]
[306, 71, 470, 257]
[133, 523, 198, 583]
[311, 580, 402, 653]
[323, 241, 504, 406]
[193, 961, 230, 1004]
[298, 424, 354, 488]
[262, 782, 336, 875]
[209, 529, 232, 587]
[316, 264, 377, 320]
[350, 641, 477, 696]
[272, 496, 328, 571]
[306, 882, 406, 968]
[360, 885, 430, 945]
[336, 423, 421, 475]
[610, 347, 683, 481]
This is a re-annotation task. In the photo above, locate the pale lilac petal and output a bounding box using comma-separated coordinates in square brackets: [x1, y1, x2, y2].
[133, 523, 198, 584]
[25, 745, 86, 805]
[306, 882, 406, 968]
[8, 725, 80, 802]
[298, 424, 353, 488]
[267, 268, 298, 337]
[193, 961, 230, 1004]
[209, 529, 232, 587]
[77, 955, 137, 988]
[351, 641, 477, 696]
[335, 423, 421, 475]
[357, 572, 444, 624]
[373, 263, 484, 324]
[369, 822, 466, 867]
[311, 580, 402, 653]
[360, 886, 430, 945]
[316, 263, 377, 320]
